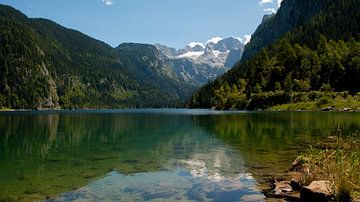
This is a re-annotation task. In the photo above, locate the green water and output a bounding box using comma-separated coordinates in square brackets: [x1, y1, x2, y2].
[0, 109, 360, 201]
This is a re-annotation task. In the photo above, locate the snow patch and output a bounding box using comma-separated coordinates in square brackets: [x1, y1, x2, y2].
[206, 37, 223, 45]
[177, 51, 204, 59]
[188, 42, 205, 48]
[212, 50, 225, 58]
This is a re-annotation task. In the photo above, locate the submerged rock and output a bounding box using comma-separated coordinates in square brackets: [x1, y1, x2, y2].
[300, 180, 332, 201]
[141, 190, 176, 201]
[240, 194, 265, 201]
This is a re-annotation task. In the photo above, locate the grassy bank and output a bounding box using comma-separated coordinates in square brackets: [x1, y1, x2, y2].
[297, 130, 360, 200]
[0, 107, 14, 111]
[270, 92, 360, 111]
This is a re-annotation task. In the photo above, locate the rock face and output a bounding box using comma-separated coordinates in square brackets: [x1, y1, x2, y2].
[241, 0, 324, 61]
[164, 58, 224, 85]
[154, 43, 178, 59]
[300, 180, 332, 202]
[155, 37, 246, 86]
[224, 49, 243, 67]
[208, 37, 243, 53]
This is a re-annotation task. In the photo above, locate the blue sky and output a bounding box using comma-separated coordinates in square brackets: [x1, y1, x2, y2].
[1, 0, 282, 48]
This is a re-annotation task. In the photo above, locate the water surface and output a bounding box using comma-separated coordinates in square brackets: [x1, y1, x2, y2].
[0, 109, 359, 201]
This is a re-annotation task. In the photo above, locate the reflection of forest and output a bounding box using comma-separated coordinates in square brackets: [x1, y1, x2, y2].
[0, 112, 359, 201]
[0, 113, 197, 200]
[196, 112, 360, 183]
[0, 113, 236, 200]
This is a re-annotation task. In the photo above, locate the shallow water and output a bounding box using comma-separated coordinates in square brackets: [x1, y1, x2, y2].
[0, 109, 359, 201]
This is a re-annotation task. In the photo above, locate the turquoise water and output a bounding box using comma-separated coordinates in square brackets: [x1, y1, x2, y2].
[0, 109, 359, 201]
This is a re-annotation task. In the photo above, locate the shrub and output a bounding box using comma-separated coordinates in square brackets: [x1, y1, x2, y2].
[316, 96, 332, 107]
[247, 91, 291, 109]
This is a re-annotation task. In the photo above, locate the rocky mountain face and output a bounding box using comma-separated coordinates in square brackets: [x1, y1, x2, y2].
[155, 37, 246, 85]
[0, 5, 195, 109]
[241, 0, 324, 61]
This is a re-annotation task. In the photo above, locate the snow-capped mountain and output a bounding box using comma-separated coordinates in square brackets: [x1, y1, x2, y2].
[155, 36, 248, 85]
[179, 36, 247, 67]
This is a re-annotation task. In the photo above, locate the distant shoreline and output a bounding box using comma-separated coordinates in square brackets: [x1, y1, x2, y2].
[1, 107, 360, 113]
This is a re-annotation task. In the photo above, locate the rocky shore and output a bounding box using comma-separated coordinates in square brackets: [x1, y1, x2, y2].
[263, 159, 333, 202]
[263, 134, 360, 202]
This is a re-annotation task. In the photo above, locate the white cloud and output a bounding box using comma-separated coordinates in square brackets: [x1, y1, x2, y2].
[242, 35, 251, 44]
[102, 0, 113, 6]
[235, 37, 241, 41]
[263, 8, 276, 13]
[259, 0, 283, 13]
[258, 0, 273, 6]
[231, 36, 251, 44]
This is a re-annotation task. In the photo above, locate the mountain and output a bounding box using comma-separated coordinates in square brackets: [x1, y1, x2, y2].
[154, 43, 178, 59]
[155, 37, 246, 85]
[0, 4, 195, 109]
[190, 0, 360, 110]
[224, 49, 243, 67]
[241, 0, 324, 61]
[182, 42, 205, 52]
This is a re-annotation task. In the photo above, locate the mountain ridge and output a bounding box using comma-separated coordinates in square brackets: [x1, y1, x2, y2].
[241, 0, 324, 61]
[0, 4, 195, 109]
[155, 36, 247, 85]
[190, 0, 360, 110]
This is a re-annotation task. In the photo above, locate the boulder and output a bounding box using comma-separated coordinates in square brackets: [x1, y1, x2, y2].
[300, 180, 332, 201]
[343, 108, 352, 112]
[266, 180, 301, 201]
[321, 107, 334, 111]
[290, 178, 302, 191]
[274, 181, 292, 195]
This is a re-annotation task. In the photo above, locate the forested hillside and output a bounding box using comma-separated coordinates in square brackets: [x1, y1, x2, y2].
[241, 0, 324, 61]
[190, 0, 360, 110]
[0, 5, 194, 109]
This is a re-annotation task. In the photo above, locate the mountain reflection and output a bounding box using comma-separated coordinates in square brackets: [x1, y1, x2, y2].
[0, 111, 359, 201]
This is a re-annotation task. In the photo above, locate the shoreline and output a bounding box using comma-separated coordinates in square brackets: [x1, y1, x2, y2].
[269, 100, 360, 112]
[263, 135, 360, 201]
[1, 106, 360, 113]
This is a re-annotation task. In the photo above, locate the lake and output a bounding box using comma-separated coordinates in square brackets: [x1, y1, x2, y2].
[0, 109, 359, 201]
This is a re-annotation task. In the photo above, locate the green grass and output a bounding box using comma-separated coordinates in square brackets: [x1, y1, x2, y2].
[0, 107, 13, 111]
[297, 131, 360, 201]
[270, 93, 360, 111]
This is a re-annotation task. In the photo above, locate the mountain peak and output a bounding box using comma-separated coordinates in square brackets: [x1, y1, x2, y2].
[188, 42, 205, 49]
[205, 37, 224, 45]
